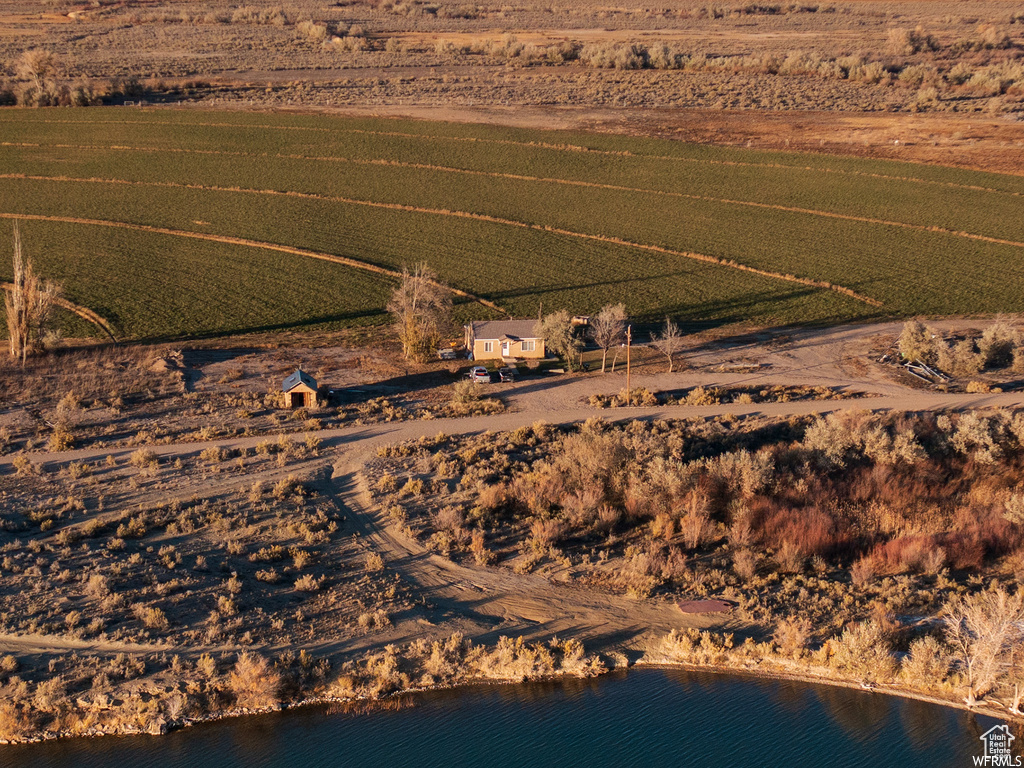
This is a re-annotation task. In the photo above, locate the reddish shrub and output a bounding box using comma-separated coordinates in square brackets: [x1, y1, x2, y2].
[530, 518, 567, 548]
[623, 482, 651, 521]
[952, 506, 1019, 559]
[943, 533, 985, 570]
[842, 461, 950, 510]
[869, 534, 945, 574]
[512, 471, 563, 516]
[760, 506, 838, 557]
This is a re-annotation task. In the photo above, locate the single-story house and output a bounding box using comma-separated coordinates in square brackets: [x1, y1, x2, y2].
[464, 319, 545, 361]
[282, 369, 318, 408]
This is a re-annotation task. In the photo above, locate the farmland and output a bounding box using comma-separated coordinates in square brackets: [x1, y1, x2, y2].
[2, 109, 1024, 339]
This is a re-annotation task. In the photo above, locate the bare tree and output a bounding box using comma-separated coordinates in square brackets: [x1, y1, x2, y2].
[536, 310, 582, 370]
[944, 587, 1024, 705]
[16, 49, 59, 106]
[590, 303, 626, 373]
[650, 317, 684, 373]
[5, 225, 60, 364]
[386, 263, 452, 361]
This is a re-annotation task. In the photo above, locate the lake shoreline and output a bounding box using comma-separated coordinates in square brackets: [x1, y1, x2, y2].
[3, 649, 1020, 747]
[636, 658, 1021, 724]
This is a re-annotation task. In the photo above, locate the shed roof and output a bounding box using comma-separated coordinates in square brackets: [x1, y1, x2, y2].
[468, 320, 541, 341]
[282, 369, 317, 392]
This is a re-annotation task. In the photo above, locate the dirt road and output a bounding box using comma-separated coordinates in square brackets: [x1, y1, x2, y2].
[5, 320, 1018, 472]
[315, 459, 734, 660]
[2, 321, 1022, 663]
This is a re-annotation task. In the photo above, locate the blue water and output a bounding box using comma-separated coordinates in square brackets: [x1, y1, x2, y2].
[3, 669, 1005, 768]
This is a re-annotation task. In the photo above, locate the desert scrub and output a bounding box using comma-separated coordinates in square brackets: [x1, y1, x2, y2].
[199, 446, 230, 463]
[646, 585, 1023, 712]
[129, 448, 159, 472]
[357, 609, 391, 631]
[228, 652, 282, 709]
[328, 633, 604, 699]
[895, 319, 1024, 383]
[589, 384, 859, 408]
[589, 387, 658, 408]
[294, 574, 324, 591]
[0, 440, 373, 743]
[443, 380, 506, 417]
[376, 410, 1024, 696]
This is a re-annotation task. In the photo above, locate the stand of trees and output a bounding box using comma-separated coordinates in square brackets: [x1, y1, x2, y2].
[535, 306, 686, 374]
[944, 587, 1024, 706]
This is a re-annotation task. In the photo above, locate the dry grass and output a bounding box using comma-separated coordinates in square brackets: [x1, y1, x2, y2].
[327, 632, 603, 698]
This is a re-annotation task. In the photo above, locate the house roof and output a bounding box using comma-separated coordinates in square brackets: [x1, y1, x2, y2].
[468, 320, 541, 341]
[282, 369, 317, 392]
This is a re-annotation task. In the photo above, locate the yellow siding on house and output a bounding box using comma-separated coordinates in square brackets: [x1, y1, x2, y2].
[472, 337, 544, 360]
[466, 320, 546, 361]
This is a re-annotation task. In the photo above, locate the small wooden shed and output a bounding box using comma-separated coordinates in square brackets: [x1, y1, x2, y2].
[282, 369, 318, 409]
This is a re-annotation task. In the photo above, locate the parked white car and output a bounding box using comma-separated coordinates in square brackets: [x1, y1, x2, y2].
[467, 366, 490, 383]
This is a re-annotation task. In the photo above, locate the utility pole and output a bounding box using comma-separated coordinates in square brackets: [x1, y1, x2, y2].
[625, 324, 632, 400]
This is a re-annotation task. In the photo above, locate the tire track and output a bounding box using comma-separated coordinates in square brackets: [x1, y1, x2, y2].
[0, 176, 883, 307]
[0, 281, 117, 340]
[0, 211, 506, 316]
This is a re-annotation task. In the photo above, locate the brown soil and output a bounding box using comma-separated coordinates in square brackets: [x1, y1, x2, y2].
[321, 104, 1024, 177]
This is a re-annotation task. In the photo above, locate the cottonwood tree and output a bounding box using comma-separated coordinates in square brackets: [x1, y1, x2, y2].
[537, 310, 582, 369]
[590, 303, 627, 373]
[386, 263, 452, 362]
[650, 317, 684, 373]
[5, 225, 60, 364]
[944, 587, 1024, 705]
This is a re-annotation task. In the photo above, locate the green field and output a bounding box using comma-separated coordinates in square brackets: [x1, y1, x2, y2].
[1, 109, 1023, 340]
